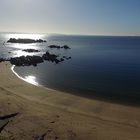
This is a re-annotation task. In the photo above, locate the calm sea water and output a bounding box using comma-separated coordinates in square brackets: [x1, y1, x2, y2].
[1, 33, 140, 104]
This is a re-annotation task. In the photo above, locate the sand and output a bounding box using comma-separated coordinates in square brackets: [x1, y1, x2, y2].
[0, 62, 140, 140]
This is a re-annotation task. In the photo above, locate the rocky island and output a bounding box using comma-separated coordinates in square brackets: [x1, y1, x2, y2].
[7, 38, 47, 44]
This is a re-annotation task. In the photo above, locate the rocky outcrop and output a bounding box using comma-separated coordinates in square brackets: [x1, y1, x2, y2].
[63, 56, 72, 60]
[48, 45, 71, 49]
[0, 50, 72, 66]
[48, 45, 61, 49]
[10, 55, 44, 66]
[7, 38, 47, 44]
[9, 51, 62, 66]
[42, 51, 59, 63]
[22, 49, 40, 53]
[62, 45, 70, 49]
[42, 51, 58, 60]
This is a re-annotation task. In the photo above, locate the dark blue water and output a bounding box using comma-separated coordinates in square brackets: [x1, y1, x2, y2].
[1, 33, 140, 104]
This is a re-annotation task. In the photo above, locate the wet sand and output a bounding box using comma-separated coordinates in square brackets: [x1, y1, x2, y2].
[0, 62, 140, 140]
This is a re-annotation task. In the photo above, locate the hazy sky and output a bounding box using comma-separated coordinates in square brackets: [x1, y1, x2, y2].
[0, 0, 140, 35]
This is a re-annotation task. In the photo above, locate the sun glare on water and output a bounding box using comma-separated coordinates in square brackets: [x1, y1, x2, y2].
[24, 75, 39, 86]
[11, 66, 39, 86]
[6, 33, 46, 50]
[7, 33, 45, 40]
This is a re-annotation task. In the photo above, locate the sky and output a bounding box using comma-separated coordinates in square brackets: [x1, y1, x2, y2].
[0, 0, 140, 35]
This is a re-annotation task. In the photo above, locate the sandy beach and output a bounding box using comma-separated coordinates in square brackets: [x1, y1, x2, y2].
[0, 62, 140, 140]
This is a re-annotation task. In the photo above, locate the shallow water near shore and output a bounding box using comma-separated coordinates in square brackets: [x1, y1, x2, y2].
[1, 33, 140, 104]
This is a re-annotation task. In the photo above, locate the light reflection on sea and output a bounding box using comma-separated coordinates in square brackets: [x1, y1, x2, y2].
[0, 33, 47, 58]
[6, 33, 45, 40]
[24, 75, 39, 86]
[11, 65, 39, 86]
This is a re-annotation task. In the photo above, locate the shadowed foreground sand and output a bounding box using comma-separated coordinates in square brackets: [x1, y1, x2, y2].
[0, 62, 140, 140]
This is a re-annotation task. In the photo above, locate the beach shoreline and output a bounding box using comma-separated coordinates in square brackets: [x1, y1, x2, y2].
[0, 62, 140, 139]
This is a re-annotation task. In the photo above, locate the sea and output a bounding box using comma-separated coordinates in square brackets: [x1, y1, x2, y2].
[1, 32, 140, 104]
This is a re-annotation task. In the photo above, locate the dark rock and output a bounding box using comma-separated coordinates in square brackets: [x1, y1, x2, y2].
[7, 38, 47, 44]
[10, 55, 43, 66]
[48, 45, 71, 49]
[67, 56, 72, 60]
[22, 49, 40, 53]
[62, 45, 70, 49]
[48, 45, 61, 49]
[62, 56, 72, 60]
[43, 51, 58, 60]
[54, 59, 60, 64]
[42, 51, 60, 64]
[60, 58, 64, 62]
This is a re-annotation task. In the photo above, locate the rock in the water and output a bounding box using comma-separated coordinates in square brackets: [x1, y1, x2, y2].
[10, 55, 44, 66]
[60, 58, 64, 62]
[62, 45, 70, 49]
[7, 38, 47, 44]
[48, 45, 61, 49]
[48, 45, 71, 49]
[22, 49, 40, 53]
[42, 51, 60, 64]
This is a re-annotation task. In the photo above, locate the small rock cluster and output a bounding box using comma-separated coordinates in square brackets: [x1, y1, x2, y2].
[48, 45, 70, 49]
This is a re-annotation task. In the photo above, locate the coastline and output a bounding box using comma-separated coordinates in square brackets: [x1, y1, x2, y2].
[1, 62, 140, 139]
[11, 65, 55, 91]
